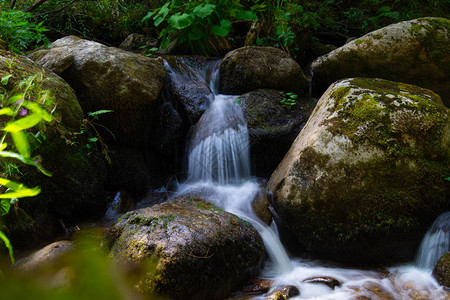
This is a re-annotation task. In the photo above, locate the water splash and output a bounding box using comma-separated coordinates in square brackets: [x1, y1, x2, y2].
[416, 212, 450, 269]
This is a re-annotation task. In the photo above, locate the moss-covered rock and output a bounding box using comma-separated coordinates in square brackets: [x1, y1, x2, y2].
[28, 36, 166, 148]
[311, 18, 450, 107]
[240, 89, 315, 178]
[219, 46, 309, 96]
[0, 49, 106, 248]
[433, 252, 450, 288]
[105, 196, 265, 300]
[267, 78, 450, 265]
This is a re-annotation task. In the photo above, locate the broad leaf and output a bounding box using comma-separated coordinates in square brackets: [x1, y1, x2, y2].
[0, 107, 15, 116]
[0, 151, 52, 176]
[236, 10, 258, 22]
[220, 19, 232, 30]
[10, 131, 30, 158]
[0, 230, 14, 264]
[193, 4, 216, 18]
[212, 25, 229, 37]
[168, 13, 194, 30]
[0, 199, 10, 216]
[2, 113, 42, 132]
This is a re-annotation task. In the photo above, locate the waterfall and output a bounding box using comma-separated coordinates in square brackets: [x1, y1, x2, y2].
[170, 57, 292, 275]
[415, 212, 450, 269]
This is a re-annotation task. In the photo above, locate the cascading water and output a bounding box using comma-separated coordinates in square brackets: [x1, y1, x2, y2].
[167, 57, 449, 299]
[415, 212, 450, 270]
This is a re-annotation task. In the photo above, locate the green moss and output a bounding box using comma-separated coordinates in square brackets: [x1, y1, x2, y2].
[355, 39, 363, 45]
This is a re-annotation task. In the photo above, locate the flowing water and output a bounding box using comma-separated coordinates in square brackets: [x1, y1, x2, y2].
[166, 57, 449, 299]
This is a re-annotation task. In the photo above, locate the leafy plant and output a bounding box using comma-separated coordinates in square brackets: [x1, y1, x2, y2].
[280, 91, 297, 108]
[0, 73, 54, 265]
[0, 10, 49, 53]
[143, 0, 258, 56]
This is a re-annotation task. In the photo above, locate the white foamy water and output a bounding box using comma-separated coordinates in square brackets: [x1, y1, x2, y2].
[168, 57, 449, 299]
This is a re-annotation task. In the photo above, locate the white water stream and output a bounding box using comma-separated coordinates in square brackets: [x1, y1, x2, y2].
[168, 57, 449, 299]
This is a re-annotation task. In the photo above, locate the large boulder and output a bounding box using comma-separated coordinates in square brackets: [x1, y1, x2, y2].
[433, 252, 450, 288]
[0, 50, 106, 248]
[311, 18, 450, 107]
[239, 89, 314, 178]
[267, 78, 450, 265]
[29, 36, 166, 148]
[218, 46, 309, 96]
[105, 196, 265, 299]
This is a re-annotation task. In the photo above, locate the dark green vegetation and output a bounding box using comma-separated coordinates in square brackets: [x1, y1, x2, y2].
[0, 0, 448, 56]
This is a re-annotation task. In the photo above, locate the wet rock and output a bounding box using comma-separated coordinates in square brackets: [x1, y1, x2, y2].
[165, 56, 214, 124]
[29, 36, 166, 148]
[433, 252, 450, 288]
[16, 241, 74, 273]
[0, 49, 106, 248]
[311, 17, 450, 107]
[106, 191, 135, 215]
[119, 33, 158, 50]
[302, 276, 342, 289]
[265, 285, 300, 300]
[252, 190, 273, 226]
[105, 196, 265, 300]
[242, 278, 274, 294]
[240, 89, 313, 178]
[106, 148, 152, 198]
[219, 46, 309, 96]
[267, 78, 450, 265]
[146, 101, 188, 184]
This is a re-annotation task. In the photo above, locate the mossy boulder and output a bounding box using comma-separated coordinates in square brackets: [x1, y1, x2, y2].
[105, 196, 265, 300]
[29, 36, 166, 148]
[311, 18, 450, 107]
[267, 78, 450, 265]
[240, 89, 315, 178]
[0, 50, 106, 248]
[218, 46, 309, 96]
[433, 252, 450, 288]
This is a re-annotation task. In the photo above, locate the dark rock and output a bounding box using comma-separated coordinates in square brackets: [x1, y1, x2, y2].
[106, 191, 135, 215]
[302, 276, 342, 289]
[268, 78, 450, 265]
[119, 33, 158, 50]
[219, 46, 309, 96]
[105, 196, 266, 300]
[265, 285, 300, 300]
[106, 148, 152, 198]
[433, 252, 450, 288]
[311, 18, 450, 107]
[240, 89, 313, 178]
[242, 278, 274, 294]
[252, 190, 272, 226]
[29, 36, 166, 148]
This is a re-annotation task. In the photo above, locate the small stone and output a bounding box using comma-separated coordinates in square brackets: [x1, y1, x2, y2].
[302, 276, 342, 289]
[265, 285, 300, 300]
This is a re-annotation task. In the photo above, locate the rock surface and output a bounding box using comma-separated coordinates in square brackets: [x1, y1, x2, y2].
[267, 77, 450, 264]
[29, 36, 166, 148]
[311, 18, 450, 107]
[219, 46, 309, 96]
[433, 252, 450, 288]
[0, 49, 106, 248]
[240, 89, 313, 178]
[105, 196, 265, 299]
[16, 241, 74, 273]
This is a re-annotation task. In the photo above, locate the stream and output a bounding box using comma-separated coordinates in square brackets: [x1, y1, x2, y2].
[109, 56, 449, 299]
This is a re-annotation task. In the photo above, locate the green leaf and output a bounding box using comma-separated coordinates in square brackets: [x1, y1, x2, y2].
[89, 137, 98, 143]
[25, 102, 53, 122]
[236, 10, 258, 22]
[0, 199, 10, 216]
[168, 13, 194, 30]
[87, 110, 114, 117]
[8, 93, 23, 104]
[212, 25, 229, 37]
[11, 131, 30, 158]
[159, 2, 170, 18]
[154, 16, 164, 27]
[0, 107, 15, 116]
[142, 11, 155, 22]
[2, 113, 42, 132]
[220, 19, 232, 30]
[0, 188, 40, 199]
[0, 230, 14, 264]
[1, 74, 12, 85]
[160, 37, 170, 51]
[193, 4, 216, 18]
[0, 151, 52, 176]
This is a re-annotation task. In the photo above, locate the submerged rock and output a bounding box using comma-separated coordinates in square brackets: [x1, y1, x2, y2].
[29, 36, 166, 148]
[268, 78, 450, 264]
[311, 17, 450, 107]
[433, 252, 450, 288]
[265, 285, 300, 300]
[219, 46, 309, 96]
[0, 50, 106, 248]
[302, 276, 342, 289]
[105, 196, 265, 299]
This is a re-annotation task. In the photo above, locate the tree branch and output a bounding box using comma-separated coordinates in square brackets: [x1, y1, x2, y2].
[23, 0, 50, 12]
